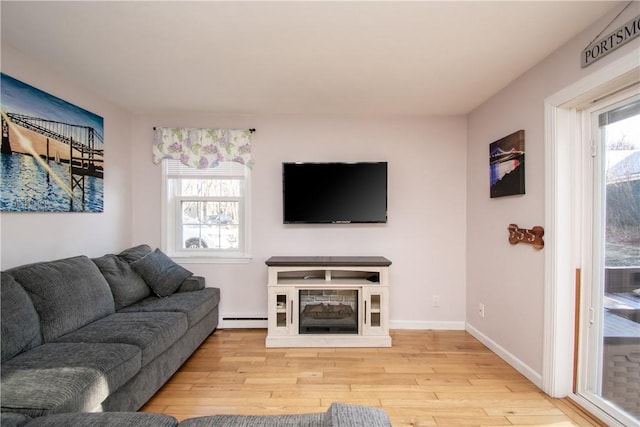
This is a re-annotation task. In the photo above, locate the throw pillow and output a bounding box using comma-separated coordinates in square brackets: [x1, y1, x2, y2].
[131, 248, 193, 297]
[92, 254, 152, 310]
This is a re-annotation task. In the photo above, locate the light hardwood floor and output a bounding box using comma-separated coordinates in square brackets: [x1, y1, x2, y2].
[141, 329, 604, 426]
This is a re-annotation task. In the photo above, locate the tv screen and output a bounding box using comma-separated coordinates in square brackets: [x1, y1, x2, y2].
[282, 162, 388, 224]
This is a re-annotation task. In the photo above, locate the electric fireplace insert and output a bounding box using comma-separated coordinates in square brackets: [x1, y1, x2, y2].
[299, 289, 358, 334]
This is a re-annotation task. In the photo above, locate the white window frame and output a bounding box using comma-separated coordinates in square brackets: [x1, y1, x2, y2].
[161, 159, 251, 263]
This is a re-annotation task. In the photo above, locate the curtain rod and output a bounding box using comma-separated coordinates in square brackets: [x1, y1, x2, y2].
[153, 127, 255, 133]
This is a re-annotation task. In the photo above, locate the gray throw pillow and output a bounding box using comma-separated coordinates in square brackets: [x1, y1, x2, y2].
[92, 254, 152, 309]
[131, 249, 193, 297]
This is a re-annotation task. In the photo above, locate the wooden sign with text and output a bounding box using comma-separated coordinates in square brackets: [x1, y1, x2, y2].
[582, 14, 640, 68]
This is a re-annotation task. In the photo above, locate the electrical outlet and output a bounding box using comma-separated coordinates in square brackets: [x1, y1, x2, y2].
[478, 303, 485, 318]
[432, 295, 440, 308]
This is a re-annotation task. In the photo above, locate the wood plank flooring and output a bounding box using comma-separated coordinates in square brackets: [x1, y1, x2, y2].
[141, 329, 604, 426]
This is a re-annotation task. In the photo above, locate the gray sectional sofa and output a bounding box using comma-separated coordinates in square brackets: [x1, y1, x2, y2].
[0, 245, 220, 419]
[1, 245, 392, 426]
[1, 402, 392, 426]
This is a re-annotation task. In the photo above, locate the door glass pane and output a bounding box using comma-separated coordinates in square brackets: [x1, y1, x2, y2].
[276, 294, 287, 327]
[370, 294, 381, 327]
[599, 99, 640, 422]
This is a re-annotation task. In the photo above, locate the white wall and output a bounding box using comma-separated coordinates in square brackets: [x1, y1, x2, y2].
[131, 114, 468, 327]
[466, 4, 640, 381]
[0, 45, 134, 269]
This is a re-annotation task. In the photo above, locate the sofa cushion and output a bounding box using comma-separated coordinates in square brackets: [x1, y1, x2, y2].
[117, 244, 153, 263]
[1, 272, 42, 362]
[131, 249, 193, 297]
[92, 254, 152, 309]
[23, 412, 178, 427]
[0, 342, 141, 417]
[324, 403, 392, 426]
[55, 312, 188, 366]
[0, 412, 31, 427]
[119, 287, 220, 327]
[8, 256, 115, 342]
[178, 413, 324, 427]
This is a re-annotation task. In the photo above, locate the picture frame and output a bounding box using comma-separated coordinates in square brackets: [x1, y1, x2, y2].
[1, 73, 104, 212]
[489, 130, 525, 198]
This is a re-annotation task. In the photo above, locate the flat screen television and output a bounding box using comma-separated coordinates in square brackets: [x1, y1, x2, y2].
[282, 162, 388, 224]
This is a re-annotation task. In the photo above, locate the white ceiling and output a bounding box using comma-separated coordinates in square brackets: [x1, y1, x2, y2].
[0, 1, 622, 116]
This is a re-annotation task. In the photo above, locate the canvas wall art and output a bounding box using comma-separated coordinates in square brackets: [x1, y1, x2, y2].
[1, 73, 104, 212]
[489, 130, 525, 198]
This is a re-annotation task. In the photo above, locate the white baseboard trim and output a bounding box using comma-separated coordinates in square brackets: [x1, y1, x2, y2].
[466, 323, 542, 388]
[219, 319, 467, 330]
[390, 320, 466, 330]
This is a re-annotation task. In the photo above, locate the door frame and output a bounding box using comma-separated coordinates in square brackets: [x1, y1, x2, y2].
[543, 52, 639, 425]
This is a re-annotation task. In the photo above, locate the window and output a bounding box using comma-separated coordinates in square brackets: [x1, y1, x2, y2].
[162, 160, 251, 261]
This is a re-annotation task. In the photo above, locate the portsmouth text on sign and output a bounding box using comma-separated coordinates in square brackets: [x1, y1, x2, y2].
[581, 14, 640, 68]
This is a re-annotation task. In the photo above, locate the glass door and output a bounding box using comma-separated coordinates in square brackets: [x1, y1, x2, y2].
[362, 287, 389, 336]
[579, 94, 640, 426]
[269, 288, 294, 335]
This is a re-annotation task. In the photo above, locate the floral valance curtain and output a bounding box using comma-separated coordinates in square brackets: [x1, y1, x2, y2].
[153, 127, 253, 169]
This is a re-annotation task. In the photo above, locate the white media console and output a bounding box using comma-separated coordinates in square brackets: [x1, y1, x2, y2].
[265, 256, 392, 347]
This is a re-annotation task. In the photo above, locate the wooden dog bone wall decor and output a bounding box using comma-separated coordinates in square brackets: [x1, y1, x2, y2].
[508, 224, 544, 250]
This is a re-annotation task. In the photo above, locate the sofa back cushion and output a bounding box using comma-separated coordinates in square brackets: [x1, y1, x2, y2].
[9, 256, 115, 342]
[118, 244, 153, 263]
[92, 254, 152, 310]
[1, 272, 42, 362]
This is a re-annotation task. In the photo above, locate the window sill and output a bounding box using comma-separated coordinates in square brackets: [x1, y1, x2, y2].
[170, 256, 252, 265]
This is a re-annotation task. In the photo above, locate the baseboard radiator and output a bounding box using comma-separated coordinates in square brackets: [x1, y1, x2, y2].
[220, 316, 268, 329]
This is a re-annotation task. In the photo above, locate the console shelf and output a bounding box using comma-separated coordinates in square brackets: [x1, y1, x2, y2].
[265, 256, 392, 348]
